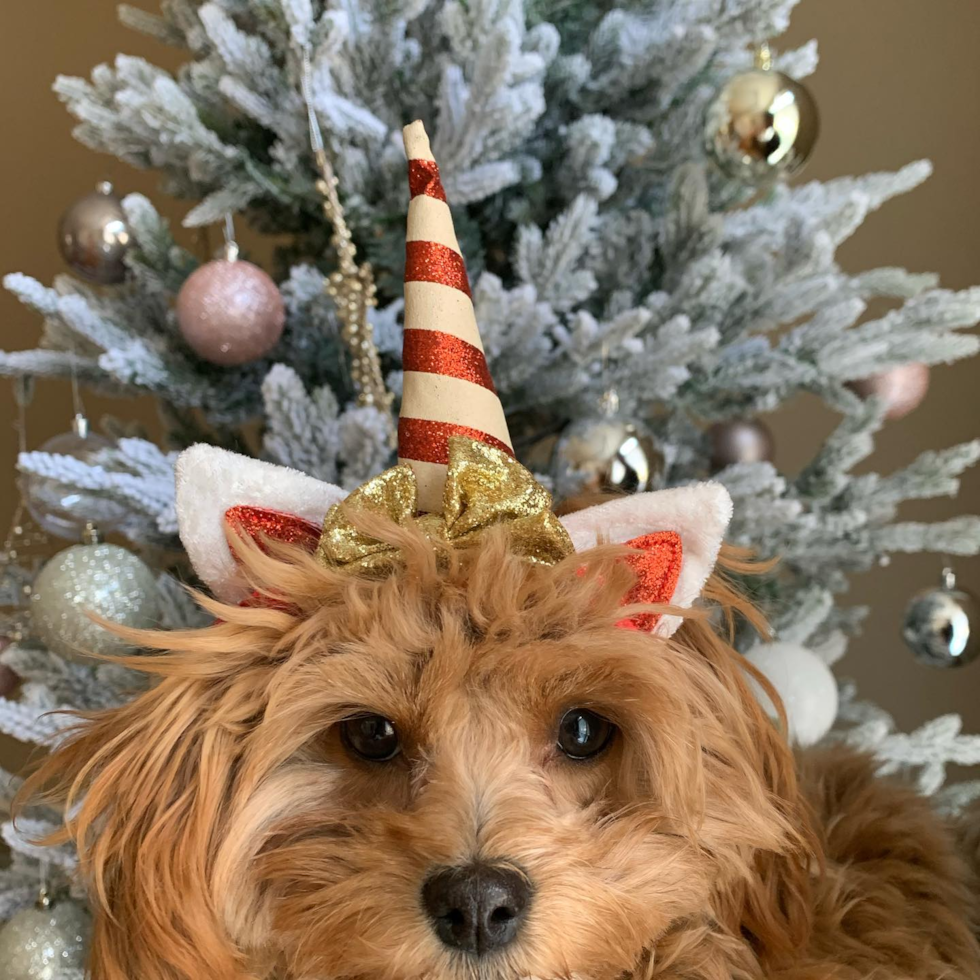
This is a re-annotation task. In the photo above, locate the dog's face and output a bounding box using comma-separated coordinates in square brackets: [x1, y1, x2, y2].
[33, 528, 811, 980]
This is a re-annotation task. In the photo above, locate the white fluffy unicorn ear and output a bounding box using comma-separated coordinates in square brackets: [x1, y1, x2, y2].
[175, 444, 347, 602]
[559, 483, 733, 638]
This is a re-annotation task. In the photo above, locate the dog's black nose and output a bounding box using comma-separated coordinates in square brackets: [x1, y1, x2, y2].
[422, 863, 532, 956]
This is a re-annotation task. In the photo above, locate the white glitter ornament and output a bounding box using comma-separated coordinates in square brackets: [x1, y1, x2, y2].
[743, 641, 838, 747]
[0, 897, 91, 980]
[30, 536, 160, 663]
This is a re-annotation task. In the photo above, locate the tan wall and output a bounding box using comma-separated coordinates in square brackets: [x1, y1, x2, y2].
[0, 0, 976, 782]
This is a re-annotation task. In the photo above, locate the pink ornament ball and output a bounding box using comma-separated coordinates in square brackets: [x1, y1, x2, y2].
[848, 363, 930, 421]
[176, 258, 285, 366]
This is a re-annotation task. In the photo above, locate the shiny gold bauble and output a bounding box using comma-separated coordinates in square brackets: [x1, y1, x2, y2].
[552, 416, 663, 500]
[705, 67, 819, 183]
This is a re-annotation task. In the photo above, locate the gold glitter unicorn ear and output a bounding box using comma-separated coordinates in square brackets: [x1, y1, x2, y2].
[398, 121, 514, 513]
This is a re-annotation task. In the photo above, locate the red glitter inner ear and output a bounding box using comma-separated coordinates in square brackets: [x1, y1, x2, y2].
[617, 531, 683, 632]
[224, 505, 322, 555]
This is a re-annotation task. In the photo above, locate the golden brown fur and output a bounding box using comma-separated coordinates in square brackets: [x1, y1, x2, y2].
[21, 518, 980, 980]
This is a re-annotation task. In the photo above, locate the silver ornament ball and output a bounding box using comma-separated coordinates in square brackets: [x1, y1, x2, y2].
[552, 415, 662, 500]
[176, 254, 286, 366]
[707, 418, 775, 470]
[0, 898, 91, 980]
[705, 64, 819, 184]
[58, 181, 133, 284]
[30, 541, 161, 663]
[24, 416, 128, 540]
[902, 571, 980, 669]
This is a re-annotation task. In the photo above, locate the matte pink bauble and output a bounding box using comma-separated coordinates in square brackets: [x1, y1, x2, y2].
[176, 258, 285, 366]
[847, 363, 930, 421]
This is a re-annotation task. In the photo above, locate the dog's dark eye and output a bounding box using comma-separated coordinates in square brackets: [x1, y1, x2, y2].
[557, 708, 615, 760]
[341, 714, 401, 762]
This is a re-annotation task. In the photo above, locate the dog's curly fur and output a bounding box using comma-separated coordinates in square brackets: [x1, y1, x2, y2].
[22, 518, 980, 980]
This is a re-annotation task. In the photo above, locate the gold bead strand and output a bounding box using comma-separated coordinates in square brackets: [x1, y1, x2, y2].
[302, 53, 395, 438]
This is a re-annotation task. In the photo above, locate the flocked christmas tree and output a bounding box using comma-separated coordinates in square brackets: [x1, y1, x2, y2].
[2, 0, 980, 963]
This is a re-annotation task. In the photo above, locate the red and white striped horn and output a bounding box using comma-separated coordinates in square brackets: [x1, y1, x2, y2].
[399, 120, 514, 513]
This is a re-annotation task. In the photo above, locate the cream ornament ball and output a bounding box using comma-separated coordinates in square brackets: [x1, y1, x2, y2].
[743, 640, 838, 747]
[0, 897, 91, 980]
[176, 247, 285, 366]
[30, 538, 161, 663]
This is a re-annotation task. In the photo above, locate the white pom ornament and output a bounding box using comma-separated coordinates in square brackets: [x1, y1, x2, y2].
[743, 641, 838, 747]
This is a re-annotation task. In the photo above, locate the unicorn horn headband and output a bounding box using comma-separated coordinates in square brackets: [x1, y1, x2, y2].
[174, 121, 733, 637]
[399, 120, 513, 511]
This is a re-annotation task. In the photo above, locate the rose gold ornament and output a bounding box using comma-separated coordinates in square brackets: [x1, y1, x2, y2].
[847, 363, 930, 421]
[176, 247, 285, 366]
[708, 418, 775, 470]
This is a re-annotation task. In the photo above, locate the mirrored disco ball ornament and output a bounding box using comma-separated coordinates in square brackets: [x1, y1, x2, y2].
[0, 894, 91, 980]
[704, 46, 819, 184]
[30, 532, 161, 664]
[552, 399, 663, 500]
[58, 181, 134, 284]
[24, 414, 128, 540]
[902, 568, 980, 669]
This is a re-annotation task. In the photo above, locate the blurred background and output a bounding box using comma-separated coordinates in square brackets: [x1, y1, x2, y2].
[0, 0, 977, 780]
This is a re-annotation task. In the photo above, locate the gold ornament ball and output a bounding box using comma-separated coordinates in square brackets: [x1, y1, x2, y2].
[705, 67, 819, 183]
[30, 542, 161, 663]
[708, 418, 775, 470]
[0, 898, 91, 980]
[58, 181, 134, 284]
[552, 416, 663, 500]
[847, 363, 930, 421]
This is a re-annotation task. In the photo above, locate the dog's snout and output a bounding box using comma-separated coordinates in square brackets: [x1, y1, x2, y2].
[422, 863, 532, 956]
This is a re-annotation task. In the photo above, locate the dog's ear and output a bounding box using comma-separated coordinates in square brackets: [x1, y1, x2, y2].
[176, 444, 346, 601]
[22, 666, 258, 980]
[560, 483, 733, 637]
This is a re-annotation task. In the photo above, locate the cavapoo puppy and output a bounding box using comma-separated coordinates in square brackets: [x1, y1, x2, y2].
[24, 518, 980, 980]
